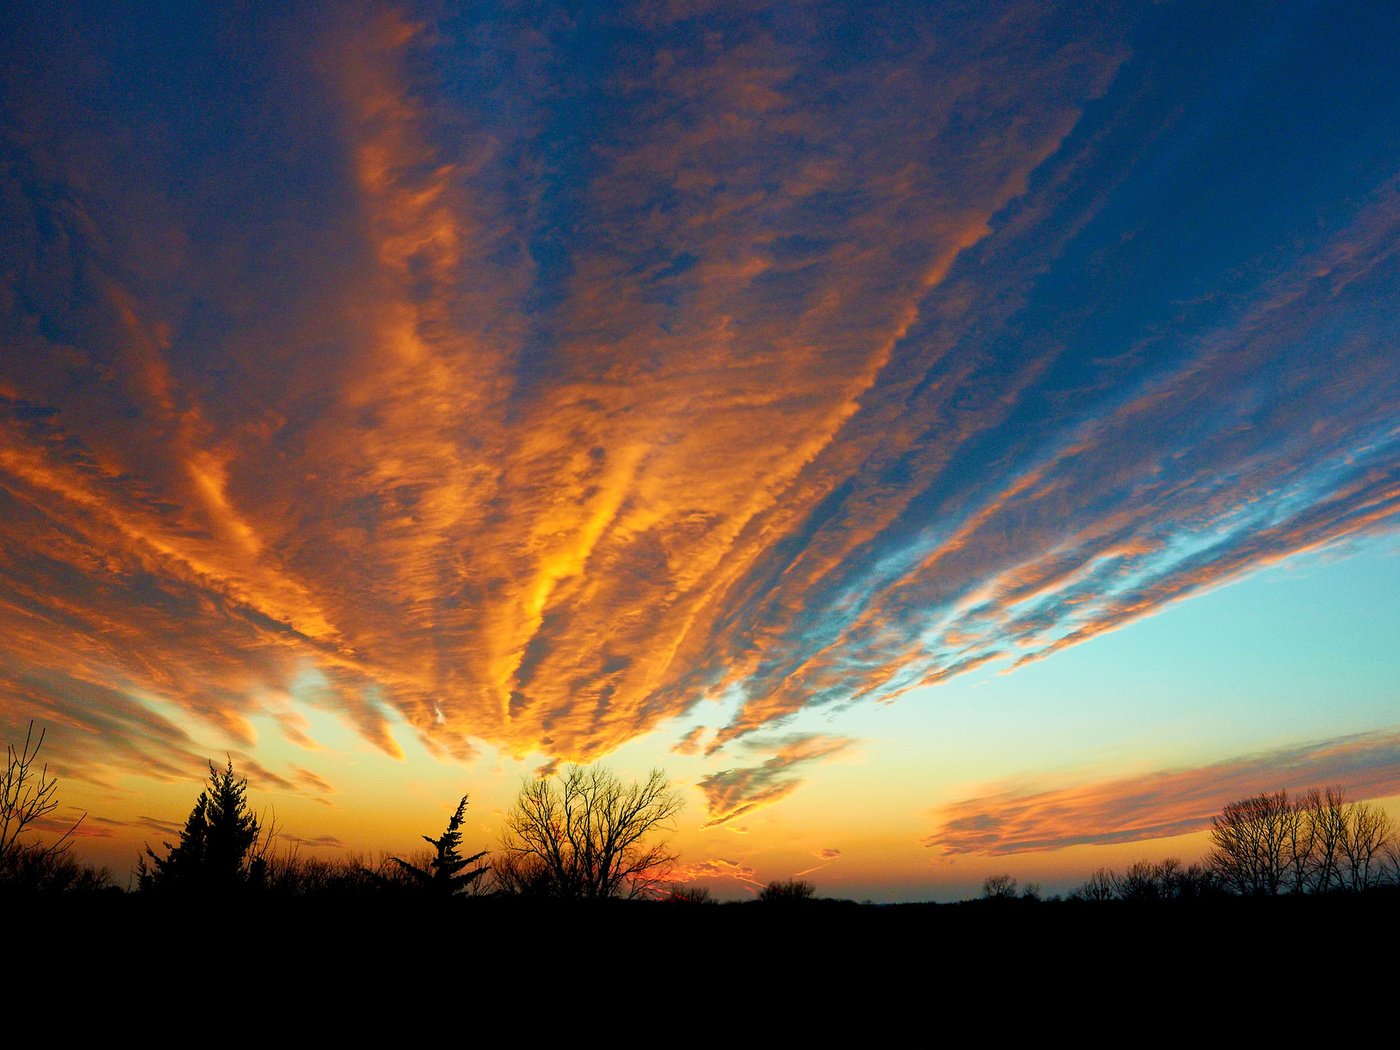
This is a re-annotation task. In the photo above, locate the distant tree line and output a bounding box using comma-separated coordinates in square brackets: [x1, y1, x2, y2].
[1205, 787, 1394, 895]
[130, 760, 683, 901]
[1064, 857, 1220, 902]
[7, 720, 1400, 905]
[3, 727, 693, 902]
[984, 786, 1400, 904]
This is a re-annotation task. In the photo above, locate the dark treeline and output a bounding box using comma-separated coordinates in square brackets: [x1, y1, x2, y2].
[5, 721, 1400, 908]
[11, 724, 1400, 1013]
[1034, 786, 1400, 904]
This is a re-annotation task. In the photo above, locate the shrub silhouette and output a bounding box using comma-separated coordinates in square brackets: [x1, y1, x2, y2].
[663, 884, 715, 904]
[759, 878, 816, 902]
[1069, 858, 1218, 902]
[1070, 868, 1118, 902]
[1, 721, 103, 894]
[981, 874, 1017, 899]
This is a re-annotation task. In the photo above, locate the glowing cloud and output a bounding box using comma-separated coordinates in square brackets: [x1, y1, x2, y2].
[926, 729, 1400, 856]
[2, 2, 1398, 796]
[670, 857, 762, 891]
[699, 734, 857, 827]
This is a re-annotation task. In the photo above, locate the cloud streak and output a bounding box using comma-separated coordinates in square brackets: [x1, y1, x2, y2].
[698, 734, 856, 827]
[669, 857, 762, 891]
[927, 729, 1400, 856]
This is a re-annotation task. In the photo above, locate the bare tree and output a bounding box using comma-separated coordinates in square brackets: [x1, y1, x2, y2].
[1289, 786, 1395, 894]
[1072, 859, 1217, 902]
[1284, 792, 1319, 894]
[1173, 862, 1219, 900]
[1, 721, 85, 877]
[490, 849, 556, 897]
[1114, 860, 1166, 901]
[1383, 837, 1400, 888]
[1207, 785, 1394, 896]
[1207, 791, 1293, 896]
[1339, 800, 1392, 893]
[759, 878, 816, 902]
[498, 765, 684, 900]
[663, 884, 714, 904]
[1301, 786, 1348, 893]
[1071, 868, 1118, 902]
[981, 873, 1017, 899]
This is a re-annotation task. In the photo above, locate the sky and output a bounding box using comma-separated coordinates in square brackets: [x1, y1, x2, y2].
[2, 0, 1398, 900]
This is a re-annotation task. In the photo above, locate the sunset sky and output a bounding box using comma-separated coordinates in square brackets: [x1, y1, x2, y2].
[2, 1, 1398, 899]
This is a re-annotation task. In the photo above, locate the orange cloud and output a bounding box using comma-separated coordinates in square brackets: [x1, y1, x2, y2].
[927, 729, 1400, 856]
[670, 857, 762, 890]
[673, 726, 707, 755]
[699, 734, 856, 826]
[792, 846, 843, 878]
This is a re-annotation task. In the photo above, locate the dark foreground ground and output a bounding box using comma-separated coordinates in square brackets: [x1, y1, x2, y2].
[17, 892, 1399, 998]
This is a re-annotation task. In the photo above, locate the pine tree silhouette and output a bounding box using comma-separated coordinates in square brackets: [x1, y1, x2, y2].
[390, 795, 488, 896]
[140, 759, 264, 893]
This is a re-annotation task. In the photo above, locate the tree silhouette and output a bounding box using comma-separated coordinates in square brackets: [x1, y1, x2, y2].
[140, 759, 270, 894]
[981, 873, 1018, 899]
[1338, 798, 1392, 892]
[388, 795, 489, 896]
[1299, 786, 1347, 893]
[1071, 868, 1118, 902]
[1, 721, 92, 892]
[1207, 791, 1293, 896]
[663, 884, 714, 904]
[759, 878, 816, 902]
[499, 765, 683, 900]
[1207, 787, 1395, 895]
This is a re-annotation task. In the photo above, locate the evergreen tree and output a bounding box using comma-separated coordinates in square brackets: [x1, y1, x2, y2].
[140, 760, 264, 893]
[389, 795, 488, 896]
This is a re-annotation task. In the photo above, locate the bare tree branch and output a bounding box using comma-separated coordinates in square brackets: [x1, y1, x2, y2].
[498, 765, 684, 900]
[1, 721, 86, 873]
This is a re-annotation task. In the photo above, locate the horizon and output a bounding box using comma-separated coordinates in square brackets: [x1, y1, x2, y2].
[2, 0, 1398, 903]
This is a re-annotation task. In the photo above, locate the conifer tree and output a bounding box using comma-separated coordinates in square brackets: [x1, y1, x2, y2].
[389, 795, 489, 896]
[140, 759, 264, 893]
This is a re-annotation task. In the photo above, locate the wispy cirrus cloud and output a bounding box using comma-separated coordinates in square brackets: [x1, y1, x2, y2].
[86, 814, 184, 843]
[669, 857, 762, 890]
[1, 2, 1399, 793]
[792, 847, 843, 879]
[698, 734, 857, 827]
[926, 729, 1400, 856]
[283, 834, 347, 850]
[288, 765, 335, 797]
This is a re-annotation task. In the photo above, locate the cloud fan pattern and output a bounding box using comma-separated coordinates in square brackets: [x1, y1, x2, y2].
[2, 2, 1399, 790]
